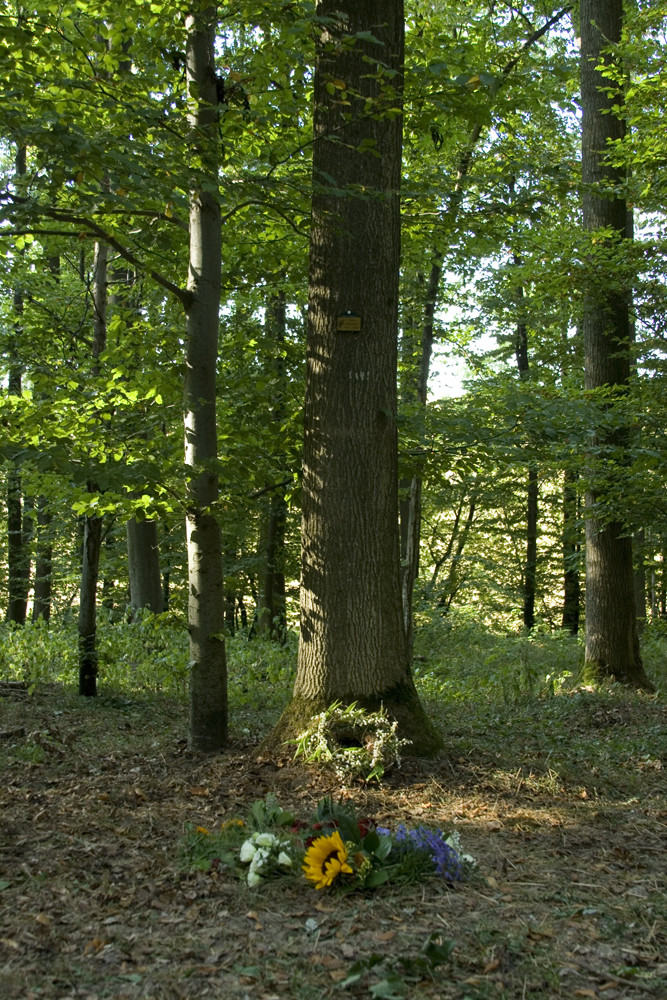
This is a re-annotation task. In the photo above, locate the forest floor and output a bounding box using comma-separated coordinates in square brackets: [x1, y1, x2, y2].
[0, 683, 665, 1000]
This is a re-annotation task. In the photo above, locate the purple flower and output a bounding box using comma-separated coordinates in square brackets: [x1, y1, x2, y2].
[375, 826, 391, 836]
[394, 825, 462, 881]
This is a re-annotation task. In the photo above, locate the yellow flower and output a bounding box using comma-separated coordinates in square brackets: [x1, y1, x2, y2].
[195, 826, 210, 835]
[221, 818, 245, 830]
[302, 831, 353, 889]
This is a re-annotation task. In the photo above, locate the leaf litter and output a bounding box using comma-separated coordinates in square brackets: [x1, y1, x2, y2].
[0, 685, 665, 999]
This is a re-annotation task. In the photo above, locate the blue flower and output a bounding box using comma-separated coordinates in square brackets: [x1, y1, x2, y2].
[394, 825, 462, 881]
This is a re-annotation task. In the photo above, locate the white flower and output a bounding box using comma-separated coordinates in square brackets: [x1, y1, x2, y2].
[445, 831, 462, 854]
[247, 869, 262, 887]
[277, 851, 293, 868]
[239, 840, 257, 863]
[249, 850, 268, 874]
[461, 852, 477, 868]
[254, 833, 277, 847]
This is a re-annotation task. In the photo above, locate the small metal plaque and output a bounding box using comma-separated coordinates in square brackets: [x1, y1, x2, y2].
[337, 311, 362, 332]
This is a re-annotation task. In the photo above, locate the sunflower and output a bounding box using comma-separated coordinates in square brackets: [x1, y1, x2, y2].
[302, 831, 354, 889]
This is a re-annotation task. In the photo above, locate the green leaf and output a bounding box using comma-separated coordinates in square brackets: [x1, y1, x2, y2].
[364, 868, 391, 889]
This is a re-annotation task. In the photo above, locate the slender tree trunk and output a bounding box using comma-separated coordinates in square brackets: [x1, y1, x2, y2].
[561, 467, 581, 634]
[79, 515, 102, 695]
[6, 144, 30, 625]
[32, 496, 53, 623]
[633, 528, 647, 635]
[256, 290, 288, 640]
[581, 0, 653, 690]
[513, 261, 538, 630]
[272, 0, 438, 755]
[184, 5, 227, 751]
[399, 7, 572, 642]
[78, 240, 107, 696]
[127, 518, 163, 615]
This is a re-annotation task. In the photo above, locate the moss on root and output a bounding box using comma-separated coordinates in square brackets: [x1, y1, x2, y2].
[582, 658, 655, 693]
[263, 683, 442, 759]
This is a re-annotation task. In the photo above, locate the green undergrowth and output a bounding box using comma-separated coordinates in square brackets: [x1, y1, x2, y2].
[0, 612, 664, 787]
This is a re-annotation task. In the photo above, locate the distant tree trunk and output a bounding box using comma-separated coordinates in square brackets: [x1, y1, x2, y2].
[633, 528, 647, 635]
[32, 496, 53, 623]
[581, 0, 653, 690]
[256, 290, 287, 641]
[561, 467, 581, 634]
[183, 5, 227, 751]
[6, 144, 30, 626]
[126, 518, 163, 615]
[399, 8, 571, 645]
[272, 0, 439, 755]
[399, 264, 440, 654]
[513, 263, 538, 630]
[79, 240, 107, 696]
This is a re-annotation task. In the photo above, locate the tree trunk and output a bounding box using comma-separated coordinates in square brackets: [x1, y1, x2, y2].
[32, 496, 53, 623]
[580, 0, 653, 690]
[256, 291, 287, 641]
[273, 0, 439, 755]
[184, 5, 227, 751]
[6, 144, 30, 626]
[126, 518, 163, 615]
[78, 240, 107, 696]
[633, 528, 647, 635]
[561, 467, 581, 634]
[78, 514, 102, 696]
[513, 263, 538, 631]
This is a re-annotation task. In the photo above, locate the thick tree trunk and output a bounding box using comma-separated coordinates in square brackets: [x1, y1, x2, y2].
[273, 0, 439, 755]
[184, 6, 227, 751]
[581, 0, 653, 690]
[561, 467, 581, 634]
[78, 240, 107, 696]
[126, 518, 163, 615]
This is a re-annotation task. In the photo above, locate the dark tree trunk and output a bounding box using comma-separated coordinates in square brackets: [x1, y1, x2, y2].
[79, 514, 102, 696]
[184, 6, 227, 750]
[127, 518, 163, 615]
[513, 255, 538, 631]
[561, 467, 581, 635]
[78, 240, 107, 696]
[6, 145, 30, 626]
[581, 0, 653, 689]
[273, 0, 439, 755]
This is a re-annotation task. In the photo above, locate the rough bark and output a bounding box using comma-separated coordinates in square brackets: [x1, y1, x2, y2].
[184, 5, 227, 751]
[126, 518, 163, 616]
[581, 0, 653, 690]
[272, 0, 439, 756]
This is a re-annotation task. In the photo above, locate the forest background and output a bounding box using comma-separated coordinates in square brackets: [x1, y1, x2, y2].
[1, 0, 666, 715]
[1, 3, 667, 999]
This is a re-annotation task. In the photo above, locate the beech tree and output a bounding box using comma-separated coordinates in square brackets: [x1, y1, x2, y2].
[580, 0, 653, 689]
[273, 0, 439, 754]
